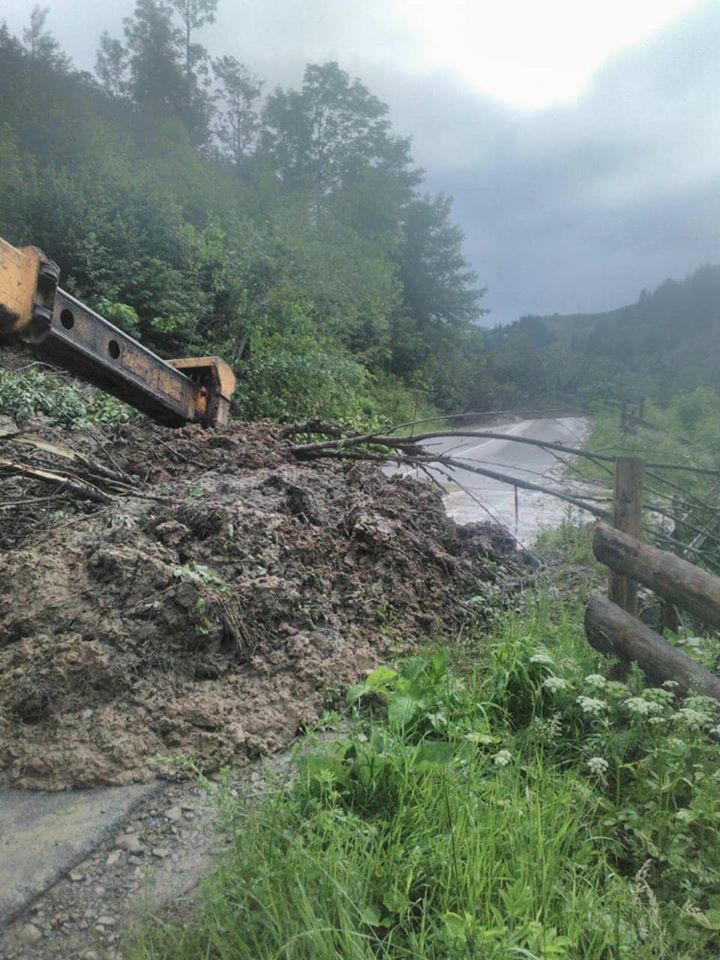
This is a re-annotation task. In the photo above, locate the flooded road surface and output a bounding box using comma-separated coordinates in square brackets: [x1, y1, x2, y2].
[396, 417, 590, 544]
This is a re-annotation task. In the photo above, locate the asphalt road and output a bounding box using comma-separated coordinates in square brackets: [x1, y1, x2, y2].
[406, 417, 590, 543]
[0, 782, 161, 926]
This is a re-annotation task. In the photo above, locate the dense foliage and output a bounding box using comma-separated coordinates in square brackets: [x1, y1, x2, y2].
[0, 3, 485, 424]
[129, 589, 720, 959]
[0, 366, 135, 427]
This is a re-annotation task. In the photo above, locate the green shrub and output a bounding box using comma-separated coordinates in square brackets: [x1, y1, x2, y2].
[0, 367, 135, 428]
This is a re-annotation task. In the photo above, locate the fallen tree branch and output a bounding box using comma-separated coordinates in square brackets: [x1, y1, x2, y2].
[0, 458, 112, 503]
[301, 446, 609, 521]
[292, 428, 614, 464]
[0, 433, 134, 485]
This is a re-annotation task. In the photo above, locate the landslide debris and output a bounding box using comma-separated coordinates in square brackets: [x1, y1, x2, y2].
[0, 419, 533, 790]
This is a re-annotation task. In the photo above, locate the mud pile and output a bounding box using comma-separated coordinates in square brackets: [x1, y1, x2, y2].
[0, 419, 533, 789]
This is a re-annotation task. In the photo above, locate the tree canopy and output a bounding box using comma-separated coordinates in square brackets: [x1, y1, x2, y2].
[0, 5, 486, 424]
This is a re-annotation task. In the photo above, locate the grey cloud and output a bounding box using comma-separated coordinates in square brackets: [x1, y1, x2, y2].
[382, 1, 720, 323]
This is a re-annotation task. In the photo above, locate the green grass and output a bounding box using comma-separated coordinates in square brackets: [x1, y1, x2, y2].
[575, 394, 720, 571]
[127, 588, 720, 960]
[583, 392, 720, 497]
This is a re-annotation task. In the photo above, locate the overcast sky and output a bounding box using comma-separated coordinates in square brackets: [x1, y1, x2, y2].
[2, 0, 719, 325]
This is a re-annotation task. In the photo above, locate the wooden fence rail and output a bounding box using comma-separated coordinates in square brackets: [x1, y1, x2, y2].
[587, 456, 720, 701]
[594, 522, 720, 629]
[586, 593, 720, 700]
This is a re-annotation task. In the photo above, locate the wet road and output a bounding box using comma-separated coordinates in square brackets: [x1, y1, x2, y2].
[397, 417, 590, 544]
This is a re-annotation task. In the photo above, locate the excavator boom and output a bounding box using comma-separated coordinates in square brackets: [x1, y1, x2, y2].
[0, 236, 235, 427]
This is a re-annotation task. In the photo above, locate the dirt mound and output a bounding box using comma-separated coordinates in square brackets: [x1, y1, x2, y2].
[0, 419, 533, 789]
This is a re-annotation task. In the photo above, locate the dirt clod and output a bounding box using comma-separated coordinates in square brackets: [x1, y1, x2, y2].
[0, 419, 532, 790]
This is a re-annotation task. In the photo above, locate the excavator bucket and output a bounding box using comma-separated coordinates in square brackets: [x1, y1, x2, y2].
[0, 235, 236, 428]
[169, 356, 236, 429]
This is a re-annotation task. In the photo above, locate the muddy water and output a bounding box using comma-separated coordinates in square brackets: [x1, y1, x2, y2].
[393, 417, 591, 544]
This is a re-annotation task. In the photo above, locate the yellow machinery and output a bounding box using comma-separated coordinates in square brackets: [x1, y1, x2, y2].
[0, 236, 236, 427]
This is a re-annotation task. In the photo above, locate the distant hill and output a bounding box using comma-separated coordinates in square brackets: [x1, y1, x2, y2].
[481, 265, 720, 406]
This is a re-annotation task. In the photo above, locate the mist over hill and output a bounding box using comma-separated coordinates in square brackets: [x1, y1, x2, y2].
[484, 264, 720, 407]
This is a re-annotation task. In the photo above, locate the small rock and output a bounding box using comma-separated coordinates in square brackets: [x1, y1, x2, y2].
[81, 709, 93, 721]
[175, 579, 201, 609]
[96, 915, 116, 927]
[164, 805, 182, 822]
[94, 885, 106, 896]
[19, 923, 43, 945]
[82, 951, 100, 960]
[152, 846, 171, 859]
[69, 870, 85, 882]
[116, 834, 144, 853]
[106, 850, 122, 866]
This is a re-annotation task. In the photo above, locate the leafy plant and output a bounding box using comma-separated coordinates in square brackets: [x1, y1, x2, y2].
[0, 367, 135, 428]
[127, 592, 720, 959]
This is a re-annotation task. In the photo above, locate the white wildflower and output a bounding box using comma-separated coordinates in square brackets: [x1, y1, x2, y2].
[584, 674, 607, 688]
[661, 680, 679, 690]
[576, 696, 609, 717]
[529, 652, 555, 666]
[645, 687, 674, 706]
[680, 636, 703, 649]
[676, 707, 710, 729]
[542, 676, 569, 692]
[587, 756, 609, 777]
[493, 749, 512, 767]
[546, 713, 563, 740]
[624, 697, 662, 717]
[464, 731, 497, 746]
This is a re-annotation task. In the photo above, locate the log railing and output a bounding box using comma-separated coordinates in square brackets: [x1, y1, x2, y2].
[587, 458, 720, 701]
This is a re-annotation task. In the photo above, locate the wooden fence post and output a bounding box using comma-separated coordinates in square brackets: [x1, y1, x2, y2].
[620, 401, 628, 434]
[609, 456, 644, 615]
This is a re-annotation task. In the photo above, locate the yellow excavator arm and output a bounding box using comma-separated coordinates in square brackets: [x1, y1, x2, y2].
[0, 236, 236, 428]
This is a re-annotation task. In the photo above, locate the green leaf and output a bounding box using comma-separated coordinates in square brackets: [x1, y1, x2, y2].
[347, 680, 370, 704]
[430, 649, 450, 676]
[361, 905, 382, 927]
[412, 740, 457, 768]
[400, 656, 428, 681]
[367, 666, 398, 690]
[442, 912, 472, 944]
[388, 694, 420, 729]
